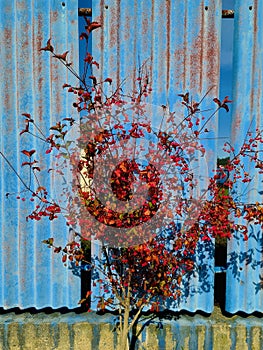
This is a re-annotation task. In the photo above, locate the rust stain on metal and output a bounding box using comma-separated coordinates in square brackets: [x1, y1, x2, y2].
[165, 0, 171, 95]
[142, 16, 149, 36]
[250, 0, 258, 120]
[198, 3, 205, 93]
[95, 0, 104, 83]
[124, 15, 131, 41]
[109, 4, 118, 49]
[116, 0, 121, 90]
[51, 10, 59, 22]
[50, 61, 63, 121]
[231, 110, 242, 140]
[35, 14, 45, 123]
[49, 7, 71, 120]
[3, 28, 13, 116]
[3, 28, 12, 61]
[108, 1, 121, 88]
[204, 21, 220, 87]
[173, 45, 185, 92]
[93, 1, 220, 107]
[156, 3, 165, 95]
[192, 4, 219, 94]
[183, 5, 188, 91]
[173, 7, 220, 96]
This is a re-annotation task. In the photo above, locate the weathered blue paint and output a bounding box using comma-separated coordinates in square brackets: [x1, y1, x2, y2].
[1, 0, 262, 315]
[91, 0, 222, 313]
[226, 0, 263, 313]
[0, 0, 80, 309]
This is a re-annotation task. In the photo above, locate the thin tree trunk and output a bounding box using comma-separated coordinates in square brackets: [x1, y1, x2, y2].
[118, 304, 130, 350]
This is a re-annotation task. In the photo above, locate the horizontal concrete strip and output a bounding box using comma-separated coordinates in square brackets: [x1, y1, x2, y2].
[0, 307, 262, 350]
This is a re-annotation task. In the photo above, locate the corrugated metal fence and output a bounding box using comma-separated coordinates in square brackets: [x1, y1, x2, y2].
[226, 0, 263, 313]
[91, 0, 221, 314]
[0, 0, 262, 313]
[0, 0, 80, 309]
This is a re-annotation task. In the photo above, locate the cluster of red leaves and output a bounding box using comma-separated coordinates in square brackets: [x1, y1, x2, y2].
[187, 126, 263, 242]
[43, 226, 194, 310]
[64, 110, 213, 247]
[77, 127, 164, 232]
[42, 238, 85, 266]
[18, 79, 263, 308]
[120, 235, 194, 301]
[27, 202, 61, 221]
[13, 21, 263, 315]
[80, 17, 101, 40]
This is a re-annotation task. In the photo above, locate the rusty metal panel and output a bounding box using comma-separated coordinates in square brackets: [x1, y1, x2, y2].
[226, 0, 263, 313]
[91, 0, 222, 312]
[0, 0, 80, 309]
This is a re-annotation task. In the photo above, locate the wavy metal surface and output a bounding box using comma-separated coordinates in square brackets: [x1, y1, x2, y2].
[226, 0, 263, 313]
[0, 0, 80, 309]
[3, 0, 261, 315]
[91, 0, 222, 312]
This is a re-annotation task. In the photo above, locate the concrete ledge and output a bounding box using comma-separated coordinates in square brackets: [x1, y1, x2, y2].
[0, 307, 262, 349]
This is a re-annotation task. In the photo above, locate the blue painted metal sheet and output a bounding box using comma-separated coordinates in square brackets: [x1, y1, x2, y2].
[226, 0, 263, 313]
[0, 0, 80, 309]
[91, 0, 222, 312]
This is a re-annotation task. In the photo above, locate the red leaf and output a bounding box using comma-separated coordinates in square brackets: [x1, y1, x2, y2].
[46, 205, 61, 213]
[21, 113, 31, 118]
[222, 96, 232, 104]
[178, 92, 189, 104]
[20, 123, 29, 135]
[87, 22, 101, 33]
[221, 103, 229, 112]
[92, 61, 99, 69]
[84, 53, 93, 64]
[42, 237, 54, 245]
[21, 161, 31, 166]
[213, 98, 221, 107]
[21, 149, 36, 157]
[54, 51, 69, 61]
[89, 75, 97, 85]
[79, 32, 88, 41]
[40, 38, 54, 52]
[86, 290, 92, 298]
[54, 246, 62, 253]
[50, 122, 65, 131]
[105, 78, 112, 85]
[63, 117, 75, 126]
[36, 186, 46, 192]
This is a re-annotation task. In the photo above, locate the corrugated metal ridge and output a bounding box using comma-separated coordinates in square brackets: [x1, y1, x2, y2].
[227, 0, 263, 313]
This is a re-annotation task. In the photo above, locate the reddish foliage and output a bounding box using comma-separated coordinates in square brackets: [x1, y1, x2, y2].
[3, 21, 262, 350]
